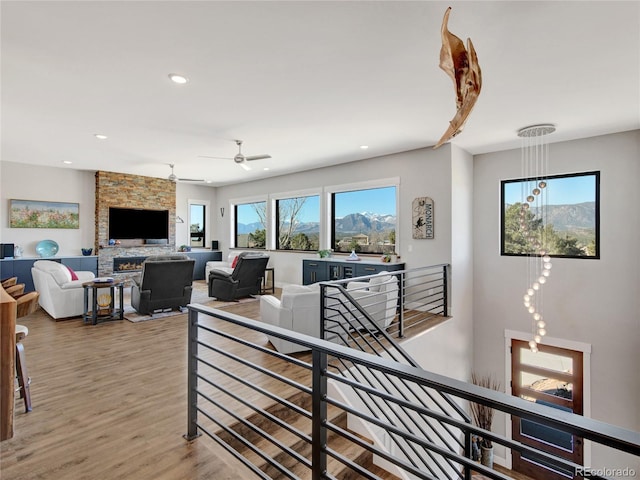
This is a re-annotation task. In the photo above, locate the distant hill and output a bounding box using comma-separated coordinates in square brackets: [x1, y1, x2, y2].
[530, 202, 596, 231]
[236, 221, 265, 234]
[237, 212, 396, 235]
[335, 212, 396, 234]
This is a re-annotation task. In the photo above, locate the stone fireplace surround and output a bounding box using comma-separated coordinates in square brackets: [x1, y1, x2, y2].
[95, 171, 177, 277]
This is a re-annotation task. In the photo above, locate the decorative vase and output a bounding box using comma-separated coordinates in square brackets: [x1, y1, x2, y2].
[97, 293, 112, 309]
[81, 248, 93, 256]
[480, 445, 494, 469]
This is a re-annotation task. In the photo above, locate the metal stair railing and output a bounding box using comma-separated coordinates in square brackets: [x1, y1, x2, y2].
[184, 305, 640, 480]
[318, 264, 470, 479]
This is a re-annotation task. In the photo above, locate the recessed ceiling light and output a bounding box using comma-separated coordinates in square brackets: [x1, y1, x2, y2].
[263, 167, 270, 171]
[63, 160, 72, 165]
[360, 145, 369, 150]
[168, 73, 188, 84]
[94, 134, 108, 140]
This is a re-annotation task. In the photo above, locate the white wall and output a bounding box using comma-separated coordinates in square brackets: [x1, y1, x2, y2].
[473, 130, 640, 472]
[0, 162, 96, 257]
[450, 144, 475, 378]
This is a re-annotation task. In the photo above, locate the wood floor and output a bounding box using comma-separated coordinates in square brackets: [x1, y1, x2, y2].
[0, 297, 264, 480]
[1, 289, 531, 480]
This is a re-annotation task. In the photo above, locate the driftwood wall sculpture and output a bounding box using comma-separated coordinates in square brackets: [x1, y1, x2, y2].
[434, 7, 482, 149]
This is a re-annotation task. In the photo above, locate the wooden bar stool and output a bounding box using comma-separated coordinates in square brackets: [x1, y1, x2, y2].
[16, 291, 39, 319]
[1, 276, 17, 288]
[5, 284, 25, 298]
[15, 324, 32, 412]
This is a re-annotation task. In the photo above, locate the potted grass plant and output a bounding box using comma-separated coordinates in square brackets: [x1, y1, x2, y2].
[470, 372, 501, 468]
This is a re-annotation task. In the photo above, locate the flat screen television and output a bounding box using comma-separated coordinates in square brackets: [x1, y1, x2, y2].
[108, 207, 169, 240]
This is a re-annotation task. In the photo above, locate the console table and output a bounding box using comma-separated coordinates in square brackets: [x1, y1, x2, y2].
[302, 257, 404, 285]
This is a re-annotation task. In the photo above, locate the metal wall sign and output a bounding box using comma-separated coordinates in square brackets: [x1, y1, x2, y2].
[412, 197, 434, 239]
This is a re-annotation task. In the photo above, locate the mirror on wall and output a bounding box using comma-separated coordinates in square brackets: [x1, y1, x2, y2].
[189, 203, 206, 247]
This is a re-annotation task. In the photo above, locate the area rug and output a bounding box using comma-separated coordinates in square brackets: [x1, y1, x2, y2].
[123, 281, 259, 323]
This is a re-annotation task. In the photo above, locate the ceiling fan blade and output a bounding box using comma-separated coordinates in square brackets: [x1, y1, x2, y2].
[245, 154, 271, 161]
[197, 155, 233, 160]
[178, 178, 205, 182]
[239, 163, 252, 171]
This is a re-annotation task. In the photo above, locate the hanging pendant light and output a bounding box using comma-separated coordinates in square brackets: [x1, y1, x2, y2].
[518, 124, 555, 352]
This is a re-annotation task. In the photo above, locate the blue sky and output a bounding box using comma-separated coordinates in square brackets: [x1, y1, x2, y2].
[504, 174, 596, 206]
[334, 186, 396, 218]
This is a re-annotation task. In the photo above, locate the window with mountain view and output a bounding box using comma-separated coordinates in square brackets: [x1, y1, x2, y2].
[235, 201, 266, 249]
[331, 186, 397, 255]
[275, 195, 320, 251]
[501, 171, 599, 258]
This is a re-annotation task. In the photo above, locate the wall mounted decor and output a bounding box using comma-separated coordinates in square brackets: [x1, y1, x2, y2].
[434, 7, 482, 149]
[412, 197, 434, 239]
[10, 199, 79, 229]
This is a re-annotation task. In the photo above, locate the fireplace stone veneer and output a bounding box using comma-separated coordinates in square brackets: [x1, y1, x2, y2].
[94, 171, 177, 277]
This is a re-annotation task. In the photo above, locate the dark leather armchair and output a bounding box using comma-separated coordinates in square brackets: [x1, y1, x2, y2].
[208, 252, 269, 301]
[131, 255, 195, 315]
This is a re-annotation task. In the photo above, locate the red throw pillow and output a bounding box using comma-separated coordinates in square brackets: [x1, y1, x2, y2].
[66, 265, 79, 281]
[231, 255, 239, 268]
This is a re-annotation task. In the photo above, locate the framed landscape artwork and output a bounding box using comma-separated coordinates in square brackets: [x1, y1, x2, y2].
[10, 199, 80, 229]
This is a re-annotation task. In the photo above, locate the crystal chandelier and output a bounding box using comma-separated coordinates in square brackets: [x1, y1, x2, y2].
[517, 124, 555, 352]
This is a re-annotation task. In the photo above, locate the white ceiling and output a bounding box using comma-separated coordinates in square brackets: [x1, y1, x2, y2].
[2, 1, 638, 186]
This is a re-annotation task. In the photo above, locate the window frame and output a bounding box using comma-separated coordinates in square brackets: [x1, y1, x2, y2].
[187, 199, 210, 249]
[272, 189, 321, 252]
[232, 197, 267, 250]
[500, 171, 600, 259]
[326, 178, 399, 256]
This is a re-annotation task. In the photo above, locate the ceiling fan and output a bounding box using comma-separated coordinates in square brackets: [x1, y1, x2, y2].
[199, 140, 271, 171]
[167, 164, 205, 183]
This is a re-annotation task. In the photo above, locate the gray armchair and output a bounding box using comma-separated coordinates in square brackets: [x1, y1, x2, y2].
[131, 255, 195, 315]
[208, 252, 269, 301]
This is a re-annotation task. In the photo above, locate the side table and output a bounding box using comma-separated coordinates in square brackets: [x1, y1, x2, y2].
[82, 280, 124, 325]
[261, 267, 275, 295]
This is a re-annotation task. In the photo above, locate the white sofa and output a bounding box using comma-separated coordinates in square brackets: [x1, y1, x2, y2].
[205, 251, 248, 280]
[345, 271, 399, 330]
[31, 260, 95, 319]
[259, 283, 321, 354]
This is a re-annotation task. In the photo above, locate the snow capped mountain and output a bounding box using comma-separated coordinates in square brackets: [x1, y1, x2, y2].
[335, 212, 396, 233]
[337, 211, 396, 222]
[237, 211, 396, 235]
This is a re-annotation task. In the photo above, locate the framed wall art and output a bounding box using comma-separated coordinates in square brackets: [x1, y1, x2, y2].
[412, 197, 434, 239]
[10, 199, 80, 229]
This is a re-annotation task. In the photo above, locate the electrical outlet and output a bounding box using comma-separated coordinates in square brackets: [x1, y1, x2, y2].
[408, 244, 413, 252]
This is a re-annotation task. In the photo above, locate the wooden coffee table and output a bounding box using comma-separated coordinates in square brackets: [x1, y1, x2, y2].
[82, 279, 124, 325]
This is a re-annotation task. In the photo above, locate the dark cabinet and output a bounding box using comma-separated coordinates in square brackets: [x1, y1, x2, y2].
[302, 260, 328, 285]
[0, 256, 99, 292]
[302, 258, 404, 285]
[188, 250, 222, 280]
